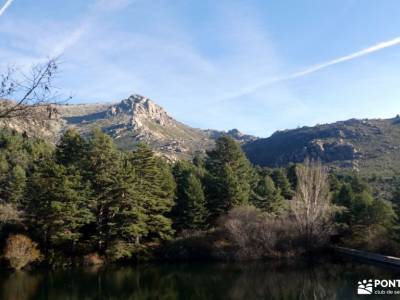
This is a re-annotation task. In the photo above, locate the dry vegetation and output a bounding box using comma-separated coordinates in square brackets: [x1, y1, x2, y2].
[3, 234, 41, 270]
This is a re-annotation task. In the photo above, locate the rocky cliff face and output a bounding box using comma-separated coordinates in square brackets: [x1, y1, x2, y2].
[205, 128, 258, 144]
[0, 95, 257, 161]
[243, 117, 400, 176]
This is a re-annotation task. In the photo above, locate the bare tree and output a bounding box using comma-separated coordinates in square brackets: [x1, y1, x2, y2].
[290, 159, 335, 250]
[0, 58, 67, 120]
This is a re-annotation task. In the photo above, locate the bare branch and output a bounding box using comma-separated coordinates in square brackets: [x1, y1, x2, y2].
[0, 58, 70, 120]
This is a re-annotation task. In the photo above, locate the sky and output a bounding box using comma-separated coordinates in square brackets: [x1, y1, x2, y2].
[1, 0, 400, 137]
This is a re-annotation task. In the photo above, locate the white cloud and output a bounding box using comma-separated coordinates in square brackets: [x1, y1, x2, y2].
[0, 0, 301, 135]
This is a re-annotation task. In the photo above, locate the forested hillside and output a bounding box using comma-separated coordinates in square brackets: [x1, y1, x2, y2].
[1, 129, 400, 270]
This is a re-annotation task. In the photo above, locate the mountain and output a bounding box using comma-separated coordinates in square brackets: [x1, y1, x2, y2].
[5, 94, 400, 179]
[0, 95, 257, 160]
[243, 117, 400, 177]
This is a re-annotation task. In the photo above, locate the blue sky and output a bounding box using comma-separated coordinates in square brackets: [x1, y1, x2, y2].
[1, 0, 400, 136]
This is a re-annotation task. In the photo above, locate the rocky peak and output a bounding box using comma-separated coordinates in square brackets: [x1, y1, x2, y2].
[106, 94, 173, 128]
[0, 94, 257, 161]
[226, 129, 257, 142]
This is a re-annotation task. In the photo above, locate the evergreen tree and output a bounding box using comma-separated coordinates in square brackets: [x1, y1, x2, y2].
[56, 129, 87, 166]
[27, 159, 93, 253]
[391, 178, 400, 217]
[334, 183, 354, 208]
[350, 175, 371, 194]
[129, 143, 175, 242]
[333, 183, 354, 225]
[83, 129, 122, 251]
[1, 165, 27, 204]
[107, 155, 148, 256]
[252, 175, 285, 214]
[0, 130, 52, 204]
[286, 164, 298, 190]
[328, 173, 342, 192]
[172, 161, 208, 231]
[183, 173, 208, 228]
[332, 175, 398, 249]
[271, 169, 293, 199]
[205, 136, 253, 220]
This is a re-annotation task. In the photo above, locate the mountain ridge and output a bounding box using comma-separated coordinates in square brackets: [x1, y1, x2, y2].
[0, 95, 257, 160]
[2, 95, 400, 178]
[243, 116, 400, 177]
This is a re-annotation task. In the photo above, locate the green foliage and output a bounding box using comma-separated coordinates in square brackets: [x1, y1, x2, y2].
[27, 158, 93, 251]
[286, 163, 298, 190]
[391, 178, 400, 216]
[271, 169, 294, 199]
[2, 127, 400, 265]
[328, 173, 341, 192]
[80, 129, 123, 251]
[55, 128, 86, 166]
[0, 129, 178, 263]
[332, 174, 398, 251]
[0, 129, 52, 205]
[129, 143, 175, 242]
[251, 174, 285, 214]
[6, 165, 26, 204]
[172, 161, 208, 231]
[205, 136, 253, 220]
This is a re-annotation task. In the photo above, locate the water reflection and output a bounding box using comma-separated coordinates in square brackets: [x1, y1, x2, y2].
[1, 257, 400, 300]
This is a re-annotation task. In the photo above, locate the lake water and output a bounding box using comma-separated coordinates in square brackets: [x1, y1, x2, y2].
[1, 256, 400, 300]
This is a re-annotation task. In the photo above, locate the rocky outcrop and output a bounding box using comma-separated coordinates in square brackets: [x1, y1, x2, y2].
[0, 95, 257, 161]
[301, 139, 359, 162]
[205, 128, 257, 144]
[243, 116, 400, 175]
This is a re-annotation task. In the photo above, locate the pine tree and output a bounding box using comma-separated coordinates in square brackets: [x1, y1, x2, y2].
[205, 136, 253, 220]
[107, 155, 148, 256]
[328, 173, 342, 192]
[252, 175, 285, 214]
[129, 143, 175, 242]
[271, 169, 293, 199]
[391, 178, 400, 217]
[183, 173, 208, 229]
[286, 164, 298, 190]
[27, 159, 93, 253]
[172, 161, 208, 231]
[6, 165, 26, 204]
[56, 129, 87, 166]
[334, 183, 354, 208]
[333, 182, 358, 226]
[83, 129, 122, 251]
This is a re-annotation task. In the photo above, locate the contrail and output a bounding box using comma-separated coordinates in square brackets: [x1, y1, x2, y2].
[51, 26, 88, 57]
[0, 0, 15, 17]
[221, 36, 400, 102]
[285, 36, 400, 80]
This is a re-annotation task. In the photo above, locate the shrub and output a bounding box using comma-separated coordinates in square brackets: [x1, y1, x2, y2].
[217, 206, 302, 260]
[83, 252, 104, 266]
[162, 230, 215, 261]
[3, 234, 41, 270]
[0, 201, 21, 226]
[105, 240, 136, 262]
